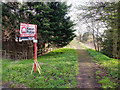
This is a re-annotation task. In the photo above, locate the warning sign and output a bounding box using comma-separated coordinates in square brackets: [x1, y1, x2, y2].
[20, 23, 36, 37]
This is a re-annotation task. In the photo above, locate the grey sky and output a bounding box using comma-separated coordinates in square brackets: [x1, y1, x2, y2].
[65, 0, 89, 36]
[65, 0, 116, 36]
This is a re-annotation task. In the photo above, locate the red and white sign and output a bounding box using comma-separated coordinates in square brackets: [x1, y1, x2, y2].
[20, 23, 40, 74]
[20, 23, 36, 37]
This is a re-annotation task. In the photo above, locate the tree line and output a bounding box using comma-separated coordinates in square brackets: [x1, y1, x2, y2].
[77, 1, 120, 59]
[2, 2, 76, 60]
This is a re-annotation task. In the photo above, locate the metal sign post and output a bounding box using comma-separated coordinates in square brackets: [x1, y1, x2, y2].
[34, 26, 37, 73]
[31, 25, 41, 74]
[20, 23, 41, 74]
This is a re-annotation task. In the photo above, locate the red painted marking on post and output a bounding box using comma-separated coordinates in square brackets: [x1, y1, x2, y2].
[34, 25, 37, 73]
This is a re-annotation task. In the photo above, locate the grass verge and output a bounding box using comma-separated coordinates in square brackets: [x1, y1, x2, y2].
[2, 48, 79, 88]
[80, 43, 119, 88]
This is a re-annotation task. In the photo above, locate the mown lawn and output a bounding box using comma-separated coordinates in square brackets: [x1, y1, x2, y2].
[81, 44, 119, 88]
[2, 48, 79, 88]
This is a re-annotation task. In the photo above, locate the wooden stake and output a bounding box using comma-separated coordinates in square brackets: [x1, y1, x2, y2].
[31, 60, 41, 74]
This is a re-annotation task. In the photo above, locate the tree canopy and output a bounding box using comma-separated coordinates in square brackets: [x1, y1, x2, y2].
[76, 1, 120, 59]
[2, 2, 76, 59]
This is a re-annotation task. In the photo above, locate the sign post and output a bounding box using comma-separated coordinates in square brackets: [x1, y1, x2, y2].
[34, 25, 37, 73]
[20, 23, 41, 74]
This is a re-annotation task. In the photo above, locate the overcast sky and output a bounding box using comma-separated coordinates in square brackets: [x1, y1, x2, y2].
[65, 0, 114, 36]
[65, 0, 89, 36]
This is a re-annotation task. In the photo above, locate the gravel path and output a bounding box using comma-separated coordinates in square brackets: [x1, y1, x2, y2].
[76, 42, 101, 88]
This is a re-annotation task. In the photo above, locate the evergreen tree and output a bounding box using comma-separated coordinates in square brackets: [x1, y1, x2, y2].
[48, 2, 76, 47]
[2, 2, 76, 59]
[20, 2, 76, 52]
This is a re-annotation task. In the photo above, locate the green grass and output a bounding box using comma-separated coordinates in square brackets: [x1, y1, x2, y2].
[2, 48, 79, 88]
[64, 38, 77, 49]
[80, 44, 119, 88]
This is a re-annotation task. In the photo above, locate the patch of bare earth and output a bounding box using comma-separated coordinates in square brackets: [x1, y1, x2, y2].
[75, 44, 101, 88]
[2, 81, 27, 88]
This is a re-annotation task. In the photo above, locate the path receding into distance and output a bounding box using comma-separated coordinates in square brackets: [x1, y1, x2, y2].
[75, 41, 101, 88]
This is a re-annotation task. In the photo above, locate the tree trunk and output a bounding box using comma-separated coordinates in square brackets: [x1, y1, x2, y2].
[92, 21, 97, 51]
[96, 28, 99, 52]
